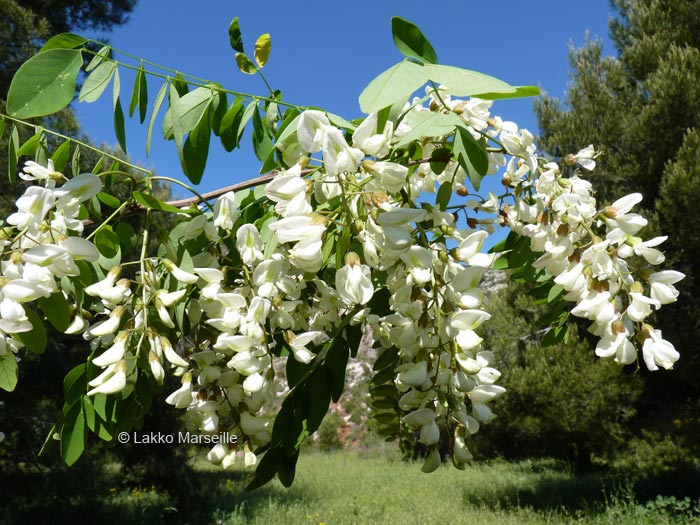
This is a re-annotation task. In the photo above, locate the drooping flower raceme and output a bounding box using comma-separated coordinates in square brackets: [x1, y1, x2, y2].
[2, 81, 684, 479]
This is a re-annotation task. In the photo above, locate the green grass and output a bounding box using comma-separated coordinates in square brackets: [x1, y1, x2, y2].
[2, 450, 700, 524]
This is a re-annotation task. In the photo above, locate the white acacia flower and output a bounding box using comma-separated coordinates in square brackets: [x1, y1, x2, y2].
[353, 112, 394, 158]
[20, 159, 59, 184]
[396, 361, 428, 387]
[55, 173, 102, 203]
[297, 110, 330, 152]
[162, 259, 199, 284]
[236, 224, 264, 265]
[87, 360, 127, 396]
[595, 333, 636, 365]
[166, 373, 193, 408]
[286, 330, 324, 364]
[7, 186, 55, 229]
[269, 215, 326, 244]
[335, 254, 374, 305]
[626, 292, 660, 322]
[633, 236, 666, 265]
[92, 331, 129, 367]
[322, 127, 364, 176]
[648, 270, 684, 304]
[84, 306, 126, 338]
[642, 329, 679, 371]
[160, 336, 189, 368]
[213, 191, 238, 230]
[454, 435, 473, 463]
[288, 238, 324, 272]
[603, 193, 647, 235]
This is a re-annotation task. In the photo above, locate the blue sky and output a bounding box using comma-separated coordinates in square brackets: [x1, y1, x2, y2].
[74, 0, 616, 204]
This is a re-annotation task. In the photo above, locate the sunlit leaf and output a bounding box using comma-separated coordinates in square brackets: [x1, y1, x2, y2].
[182, 105, 211, 185]
[391, 17, 438, 64]
[454, 126, 488, 191]
[236, 52, 257, 74]
[112, 69, 127, 153]
[254, 33, 271, 68]
[8, 125, 18, 183]
[0, 354, 18, 392]
[219, 98, 245, 151]
[40, 33, 87, 51]
[162, 87, 213, 139]
[146, 82, 168, 156]
[424, 64, 540, 100]
[7, 49, 83, 118]
[51, 140, 71, 172]
[79, 60, 116, 103]
[129, 64, 148, 123]
[228, 17, 244, 53]
[359, 60, 428, 114]
[85, 44, 110, 72]
[17, 308, 47, 354]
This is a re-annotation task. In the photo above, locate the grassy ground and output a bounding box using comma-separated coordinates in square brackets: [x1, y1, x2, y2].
[2, 450, 700, 524]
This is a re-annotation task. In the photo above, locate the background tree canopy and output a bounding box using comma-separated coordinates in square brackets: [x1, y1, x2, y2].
[487, 0, 700, 474]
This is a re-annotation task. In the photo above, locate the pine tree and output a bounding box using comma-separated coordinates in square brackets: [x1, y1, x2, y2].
[534, 0, 700, 472]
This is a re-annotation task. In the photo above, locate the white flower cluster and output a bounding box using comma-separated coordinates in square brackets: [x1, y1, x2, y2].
[503, 149, 683, 371]
[0, 161, 102, 358]
[4, 83, 683, 474]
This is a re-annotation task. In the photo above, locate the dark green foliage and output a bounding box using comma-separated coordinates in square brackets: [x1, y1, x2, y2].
[534, 0, 700, 472]
[476, 282, 643, 465]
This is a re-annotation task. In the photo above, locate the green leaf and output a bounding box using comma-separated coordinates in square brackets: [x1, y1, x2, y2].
[112, 70, 127, 153]
[85, 44, 110, 72]
[17, 131, 43, 157]
[172, 72, 189, 97]
[169, 84, 185, 166]
[70, 144, 82, 178]
[254, 33, 271, 68]
[8, 125, 18, 183]
[79, 60, 116, 103]
[394, 111, 460, 148]
[51, 140, 71, 172]
[236, 52, 257, 74]
[115, 222, 138, 251]
[60, 402, 86, 466]
[429, 146, 452, 175]
[38, 292, 71, 332]
[423, 64, 540, 100]
[228, 17, 244, 53]
[133, 190, 191, 214]
[326, 342, 349, 403]
[7, 49, 83, 118]
[95, 226, 120, 258]
[542, 324, 569, 347]
[391, 17, 438, 64]
[97, 191, 121, 209]
[210, 88, 227, 136]
[182, 105, 211, 185]
[40, 33, 87, 51]
[146, 82, 168, 156]
[472, 85, 540, 100]
[162, 86, 213, 139]
[247, 447, 281, 491]
[0, 354, 18, 392]
[252, 105, 273, 162]
[454, 126, 488, 191]
[436, 181, 453, 211]
[547, 284, 564, 303]
[219, 98, 245, 151]
[129, 64, 148, 123]
[17, 308, 47, 354]
[359, 60, 428, 114]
